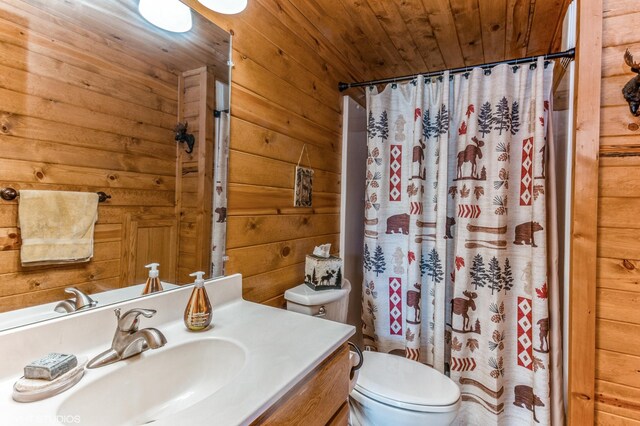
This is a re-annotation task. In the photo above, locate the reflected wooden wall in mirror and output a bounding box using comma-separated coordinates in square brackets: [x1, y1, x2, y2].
[0, 0, 231, 324]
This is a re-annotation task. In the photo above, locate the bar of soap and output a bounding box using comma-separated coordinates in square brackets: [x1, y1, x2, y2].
[24, 353, 77, 381]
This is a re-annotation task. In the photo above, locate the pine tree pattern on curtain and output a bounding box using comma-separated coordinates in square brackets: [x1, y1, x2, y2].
[361, 58, 557, 425]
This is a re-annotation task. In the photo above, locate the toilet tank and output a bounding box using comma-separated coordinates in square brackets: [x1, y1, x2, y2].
[284, 279, 351, 323]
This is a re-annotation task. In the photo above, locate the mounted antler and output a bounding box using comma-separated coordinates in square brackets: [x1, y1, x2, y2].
[174, 121, 195, 153]
[622, 49, 640, 116]
[625, 49, 640, 72]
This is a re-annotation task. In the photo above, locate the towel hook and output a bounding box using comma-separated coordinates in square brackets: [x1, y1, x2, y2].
[97, 192, 111, 203]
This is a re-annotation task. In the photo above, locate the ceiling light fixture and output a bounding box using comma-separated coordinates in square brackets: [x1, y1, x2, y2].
[197, 0, 248, 15]
[139, 0, 193, 33]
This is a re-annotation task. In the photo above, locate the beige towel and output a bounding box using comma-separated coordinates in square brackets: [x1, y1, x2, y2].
[18, 190, 99, 266]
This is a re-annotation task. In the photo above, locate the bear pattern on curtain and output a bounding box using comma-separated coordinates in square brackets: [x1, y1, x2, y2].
[361, 57, 557, 425]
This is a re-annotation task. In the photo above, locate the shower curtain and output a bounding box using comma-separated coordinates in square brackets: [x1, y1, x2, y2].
[361, 57, 562, 425]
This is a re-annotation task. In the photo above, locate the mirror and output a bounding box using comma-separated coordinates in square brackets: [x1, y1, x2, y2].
[0, 0, 231, 330]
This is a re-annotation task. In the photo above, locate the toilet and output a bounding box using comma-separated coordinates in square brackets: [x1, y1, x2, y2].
[285, 280, 461, 426]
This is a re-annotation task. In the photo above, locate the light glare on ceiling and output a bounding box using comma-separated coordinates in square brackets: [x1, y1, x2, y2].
[197, 0, 248, 15]
[139, 0, 193, 33]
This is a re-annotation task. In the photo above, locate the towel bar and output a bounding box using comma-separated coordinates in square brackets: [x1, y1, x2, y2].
[0, 188, 111, 203]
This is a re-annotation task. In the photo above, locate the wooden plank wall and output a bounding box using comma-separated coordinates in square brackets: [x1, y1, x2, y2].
[0, 1, 178, 312]
[182, 1, 365, 307]
[595, 0, 640, 423]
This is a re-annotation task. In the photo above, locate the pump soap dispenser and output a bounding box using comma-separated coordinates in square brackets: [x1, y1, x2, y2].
[184, 271, 212, 331]
[142, 263, 163, 295]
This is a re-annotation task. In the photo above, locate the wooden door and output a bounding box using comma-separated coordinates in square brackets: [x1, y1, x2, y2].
[121, 213, 178, 286]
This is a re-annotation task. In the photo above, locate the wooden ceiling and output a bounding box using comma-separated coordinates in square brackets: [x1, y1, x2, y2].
[295, 0, 571, 81]
[20, 0, 230, 80]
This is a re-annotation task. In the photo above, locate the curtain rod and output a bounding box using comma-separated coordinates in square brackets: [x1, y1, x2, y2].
[338, 48, 575, 92]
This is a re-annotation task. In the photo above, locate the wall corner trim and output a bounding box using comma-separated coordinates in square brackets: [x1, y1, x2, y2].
[567, 0, 602, 424]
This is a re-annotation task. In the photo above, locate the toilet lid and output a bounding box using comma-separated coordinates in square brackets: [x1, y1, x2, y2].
[284, 280, 351, 306]
[354, 351, 460, 412]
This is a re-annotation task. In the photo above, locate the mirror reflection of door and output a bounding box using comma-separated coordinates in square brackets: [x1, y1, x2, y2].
[124, 214, 178, 286]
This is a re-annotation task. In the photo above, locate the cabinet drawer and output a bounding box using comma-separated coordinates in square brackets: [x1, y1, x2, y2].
[252, 343, 350, 425]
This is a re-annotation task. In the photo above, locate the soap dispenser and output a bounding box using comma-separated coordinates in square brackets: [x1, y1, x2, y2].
[184, 271, 212, 331]
[142, 263, 163, 295]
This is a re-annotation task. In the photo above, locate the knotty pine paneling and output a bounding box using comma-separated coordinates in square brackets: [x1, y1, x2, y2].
[596, 0, 640, 421]
[595, 379, 640, 425]
[183, 1, 362, 307]
[282, 0, 570, 81]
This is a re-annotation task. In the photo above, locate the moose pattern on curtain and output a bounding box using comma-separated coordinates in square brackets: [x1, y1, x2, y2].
[361, 58, 556, 425]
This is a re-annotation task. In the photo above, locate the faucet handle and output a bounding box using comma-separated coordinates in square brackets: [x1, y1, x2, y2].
[54, 287, 97, 313]
[64, 287, 97, 310]
[115, 308, 157, 332]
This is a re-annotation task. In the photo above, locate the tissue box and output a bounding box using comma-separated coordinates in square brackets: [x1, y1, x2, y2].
[304, 255, 343, 290]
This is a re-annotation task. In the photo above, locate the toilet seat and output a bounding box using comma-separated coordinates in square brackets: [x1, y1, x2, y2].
[354, 351, 460, 413]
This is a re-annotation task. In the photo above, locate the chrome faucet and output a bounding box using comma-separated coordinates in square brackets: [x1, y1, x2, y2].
[54, 288, 97, 313]
[87, 308, 167, 369]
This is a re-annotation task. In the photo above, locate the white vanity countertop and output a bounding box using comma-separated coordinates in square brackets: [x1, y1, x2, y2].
[156, 300, 354, 425]
[0, 282, 178, 331]
[0, 274, 354, 425]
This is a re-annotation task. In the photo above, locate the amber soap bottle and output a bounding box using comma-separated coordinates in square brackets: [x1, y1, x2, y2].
[142, 263, 163, 295]
[184, 271, 212, 331]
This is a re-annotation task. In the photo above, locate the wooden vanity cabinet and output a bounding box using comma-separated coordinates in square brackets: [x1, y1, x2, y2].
[252, 343, 351, 425]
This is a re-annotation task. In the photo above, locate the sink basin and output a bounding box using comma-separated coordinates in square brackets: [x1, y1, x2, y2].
[57, 338, 246, 425]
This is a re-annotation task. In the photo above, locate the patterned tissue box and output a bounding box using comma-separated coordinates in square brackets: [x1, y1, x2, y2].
[304, 255, 343, 290]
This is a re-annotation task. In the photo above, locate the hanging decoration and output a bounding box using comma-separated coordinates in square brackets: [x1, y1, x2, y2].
[623, 49, 640, 116]
[174, 122, 195, 154]
[294, 144, 313, 207]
